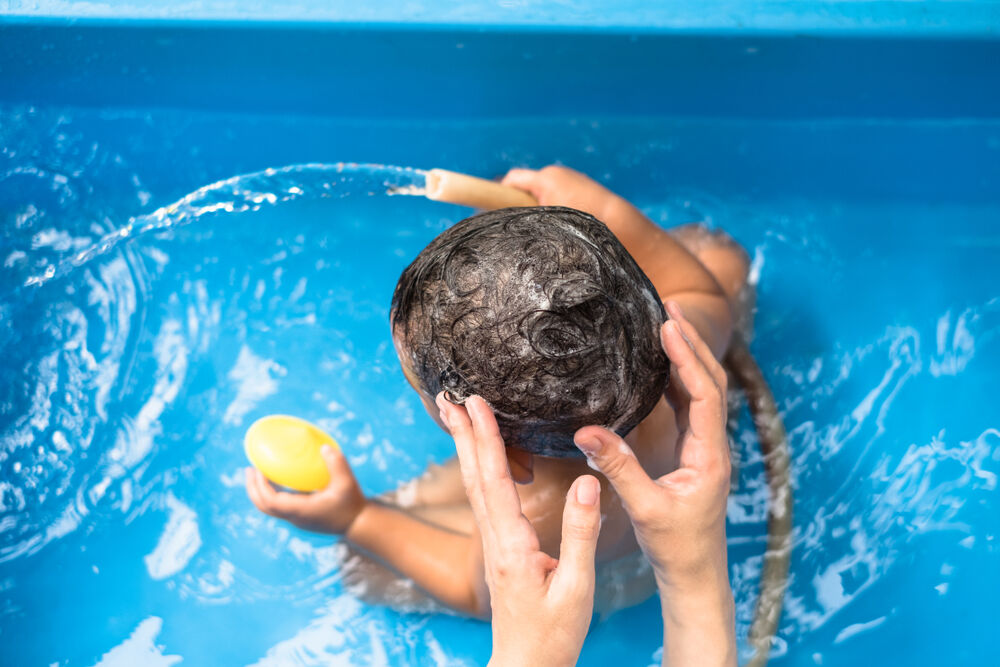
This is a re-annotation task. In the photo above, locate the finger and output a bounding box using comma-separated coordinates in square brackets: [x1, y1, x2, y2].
[664, 362, 691, 426]
[550, 475, 601, 599]
[253, 469, 300, 518]
[437, 392, 489, 531]
[245, 467, 266, 510]
[573, 426, 659, 516]
[318, 445, 352, 488]
[248, 469, 279, 516]
[251, 468, 273, 504]
[499, 167, 539, 191]
[466, 396, 536, 549]
[661, 321, 728, 467]
[661, 320, 724, 425]
[664, 300, 727, 393]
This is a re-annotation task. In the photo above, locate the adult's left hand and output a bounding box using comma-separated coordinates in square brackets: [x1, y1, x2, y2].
[437, 393, 602, 667]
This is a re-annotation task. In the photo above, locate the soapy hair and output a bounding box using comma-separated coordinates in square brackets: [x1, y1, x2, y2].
[391, 206, 668, 457]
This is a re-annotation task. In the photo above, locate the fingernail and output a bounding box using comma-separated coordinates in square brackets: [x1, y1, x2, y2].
[320, 445, 332, 455]
[436, 396, 452, 428]
[665, 320, 682, 339]
[574, 435, 600, 456]
[667, 319, 692, 346]
[576, 476, 599, 506]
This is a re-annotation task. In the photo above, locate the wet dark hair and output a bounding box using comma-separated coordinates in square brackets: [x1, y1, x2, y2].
[391, 206, 668, 457]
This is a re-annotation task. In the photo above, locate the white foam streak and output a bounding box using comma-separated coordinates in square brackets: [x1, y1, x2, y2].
[92, 616, 182, 667]
[144, 494, 202, 581]
[776, 313, 999, 640]
[223, 346, 286, 426]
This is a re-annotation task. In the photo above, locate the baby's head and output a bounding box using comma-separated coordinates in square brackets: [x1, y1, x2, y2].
[391, 206, 668, 457]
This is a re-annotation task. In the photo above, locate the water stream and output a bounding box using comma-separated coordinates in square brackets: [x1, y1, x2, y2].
[10, 162, 428, 293]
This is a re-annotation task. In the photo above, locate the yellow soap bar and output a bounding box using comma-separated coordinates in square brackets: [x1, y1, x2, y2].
[244, 415, 339, 492]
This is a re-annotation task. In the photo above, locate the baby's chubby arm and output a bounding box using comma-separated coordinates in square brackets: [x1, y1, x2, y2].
[346, 501, 489, 616]
[503, 166, 733, 356]
[246, 447, 489, 616]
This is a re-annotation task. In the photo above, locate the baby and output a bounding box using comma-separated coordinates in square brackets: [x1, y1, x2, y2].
[246, 166, 749, 617]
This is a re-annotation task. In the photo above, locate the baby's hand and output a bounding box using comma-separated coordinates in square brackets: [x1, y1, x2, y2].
[574, 301, 732, 591]
[501, 165, 622, 220]
[245, 445, 366, 535]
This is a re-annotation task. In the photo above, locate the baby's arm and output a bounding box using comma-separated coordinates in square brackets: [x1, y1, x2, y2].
[502, 167, 733, 356]
[246, 446, 489, 617]
[346, 501, 489, 616]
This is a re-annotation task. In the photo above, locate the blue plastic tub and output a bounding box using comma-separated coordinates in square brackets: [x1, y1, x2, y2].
[1, 5, 998, 666]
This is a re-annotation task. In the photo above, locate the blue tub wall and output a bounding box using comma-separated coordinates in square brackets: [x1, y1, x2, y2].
[2, 21, 998, 205]
[2, 1, 999, 35]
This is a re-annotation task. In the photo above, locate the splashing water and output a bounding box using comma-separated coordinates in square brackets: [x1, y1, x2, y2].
[13, 162, 428, 292]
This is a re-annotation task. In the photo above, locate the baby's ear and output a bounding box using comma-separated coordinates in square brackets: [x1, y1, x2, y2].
[505, 447, 535, 485]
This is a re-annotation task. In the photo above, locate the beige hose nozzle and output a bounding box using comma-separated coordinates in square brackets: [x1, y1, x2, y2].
[425, 169, 539, 210]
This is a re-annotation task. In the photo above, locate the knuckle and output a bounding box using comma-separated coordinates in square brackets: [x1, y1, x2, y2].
[599, 452, 629, 479]
[705, 382, 725, 409]
[565, 518, 599, 542]
[705, 457, 731, 487]
[629, 501, 657, 530]
[720, 460, 733, 484]
[492, 560, 512, 579]
[557, 573, 592, 601]
[719, 449, 734, 476]
[629, 499, 658, 527]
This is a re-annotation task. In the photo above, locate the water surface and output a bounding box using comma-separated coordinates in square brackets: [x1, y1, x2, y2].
[1, 105, 998, 666]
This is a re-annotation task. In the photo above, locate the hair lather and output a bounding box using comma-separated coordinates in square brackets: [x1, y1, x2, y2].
[391, 206, 669, 457]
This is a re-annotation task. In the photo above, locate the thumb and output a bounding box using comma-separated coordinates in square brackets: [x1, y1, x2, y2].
[574, 426, 659, 516]
[320, 445, 351, 481]
[551, 475, 601, 597]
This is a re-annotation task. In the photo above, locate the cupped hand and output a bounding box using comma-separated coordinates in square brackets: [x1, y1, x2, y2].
[245, 445, 366, 535]
[574, 301, 732, 591]
[437, 393, 602, 667]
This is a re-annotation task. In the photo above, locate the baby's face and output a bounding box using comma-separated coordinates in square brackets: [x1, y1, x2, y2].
[392, 330, 450, 435]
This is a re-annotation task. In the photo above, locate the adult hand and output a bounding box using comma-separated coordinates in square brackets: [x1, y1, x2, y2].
[574, 300, 737, 667]
[245, 445, 366, 535]
[437, 393, 602, 667]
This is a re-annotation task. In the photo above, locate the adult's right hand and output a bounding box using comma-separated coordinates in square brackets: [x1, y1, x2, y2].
[574, 300, 737, 667]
